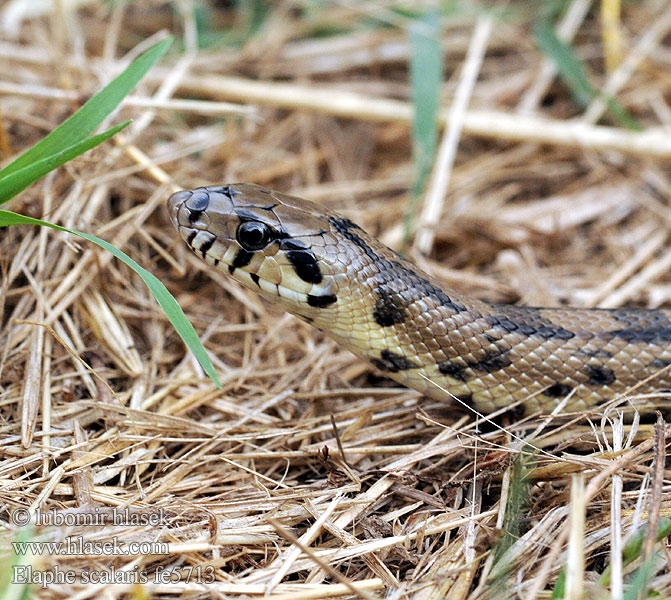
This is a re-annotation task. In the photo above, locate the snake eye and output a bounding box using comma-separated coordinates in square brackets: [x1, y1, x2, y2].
[236, 221, 272, 251]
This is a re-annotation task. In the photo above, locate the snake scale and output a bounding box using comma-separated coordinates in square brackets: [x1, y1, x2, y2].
[168, 183, 671, 416]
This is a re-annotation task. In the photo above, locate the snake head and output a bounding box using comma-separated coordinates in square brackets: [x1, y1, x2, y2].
[168, 184, 344, 321]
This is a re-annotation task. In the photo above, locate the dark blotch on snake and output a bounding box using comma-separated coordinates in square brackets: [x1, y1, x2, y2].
[438, 360, 469, 382]
[455, 393, 474, 408]
[604, 309, 671, 343]
[186, 230, 198, 246]
[250, 273, 260, 286]
[585, 364, 616, 386]
[486, 314, 575, 340]
[610, 326, 671, 344]
[576, 349, 612, 359]
[545, 382, 573, 398]
[371, 350, 418, 373]
[470, 349, 512, 373]
[328, 217, 379, 261]
[373, 289, 407, 327]
[328, 216, 363, 233]
[438, 349, 511, 379]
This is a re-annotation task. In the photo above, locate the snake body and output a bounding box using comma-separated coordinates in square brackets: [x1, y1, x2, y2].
[168, 184, 671, 415]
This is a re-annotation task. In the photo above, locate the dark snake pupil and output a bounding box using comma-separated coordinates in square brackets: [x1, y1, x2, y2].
[237, 221, 270, 251]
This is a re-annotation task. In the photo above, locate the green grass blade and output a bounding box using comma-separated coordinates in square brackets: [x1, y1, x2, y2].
[404, 10, 442, 244]
[535, 17, 593, 107]
[550, 567, 566, 599]
[487, 446, 534, 594]
[534, 17, 640, 129]
[0, 210, 222, 388]
[0, 37, 172, 179]
[493, 449, 532, 564]
[1, 527, 36, 600]
[0, 122, 129, 204]
[599, 517, 671, 586]
[622, 556, 656, 600]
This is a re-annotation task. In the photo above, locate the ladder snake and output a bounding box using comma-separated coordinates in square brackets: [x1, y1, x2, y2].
[168, 184, 671, 416]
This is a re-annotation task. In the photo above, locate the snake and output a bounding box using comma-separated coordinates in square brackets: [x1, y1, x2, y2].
[167, 183, 671, 416]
